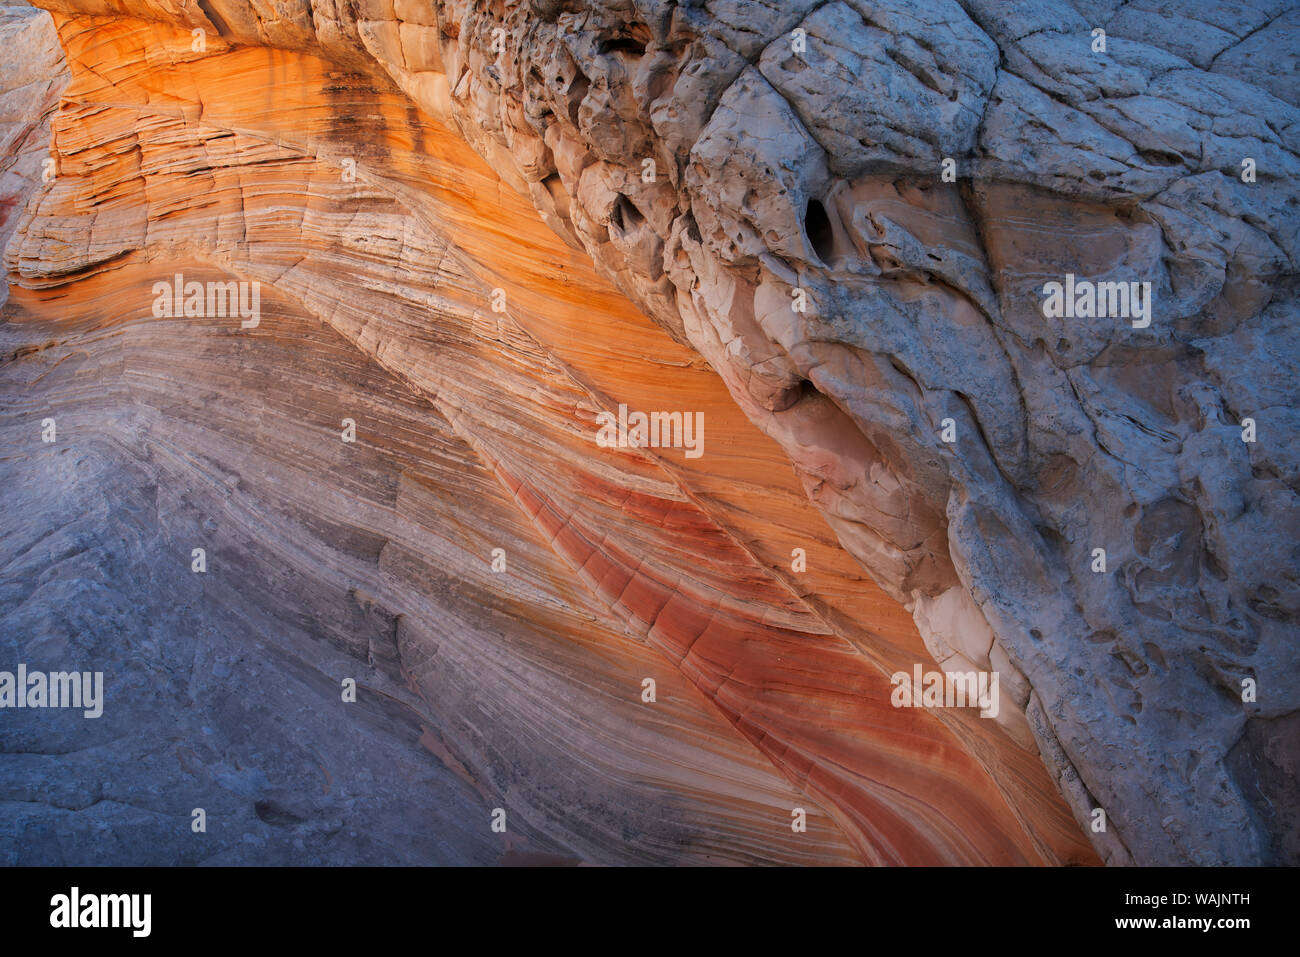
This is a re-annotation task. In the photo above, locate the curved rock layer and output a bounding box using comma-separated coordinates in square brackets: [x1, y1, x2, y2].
[0, 3, 64, 276]
[2, 0, 1295, 865]
[0, 3, 1101, 865]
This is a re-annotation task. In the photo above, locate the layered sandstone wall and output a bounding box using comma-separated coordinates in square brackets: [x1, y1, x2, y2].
[3, 0, 1296, 865]
[0, 1, 65, 302]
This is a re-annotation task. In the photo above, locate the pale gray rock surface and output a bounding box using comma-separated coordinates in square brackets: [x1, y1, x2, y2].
[397, 0, 1299, 864]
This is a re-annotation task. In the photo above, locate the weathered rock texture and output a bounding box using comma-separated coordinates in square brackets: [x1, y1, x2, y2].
[2, 0, 1296, 865]
[0, 1, 65, 301]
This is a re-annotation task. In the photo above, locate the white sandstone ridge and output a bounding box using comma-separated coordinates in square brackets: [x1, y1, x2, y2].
[151, 272, 260, 328]
[595, 403, 704, 458]
[1041, 274, 1153, 328]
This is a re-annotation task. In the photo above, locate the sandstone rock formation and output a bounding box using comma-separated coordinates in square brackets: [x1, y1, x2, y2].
[2, 0, 1296, 865]
[0, 1, 64, 301]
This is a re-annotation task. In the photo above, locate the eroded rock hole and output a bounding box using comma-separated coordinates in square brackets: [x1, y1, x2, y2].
[805, 198, 834, 262]
[254, 800, 305, 826]
[611, 194, 645, 233]
[598, 24, 650, 57]
[1136, 147, 1183, 168]
[565, 70, 590, 124]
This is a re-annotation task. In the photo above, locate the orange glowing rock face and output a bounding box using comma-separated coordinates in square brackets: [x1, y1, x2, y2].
[0, 5, 1103, 865]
